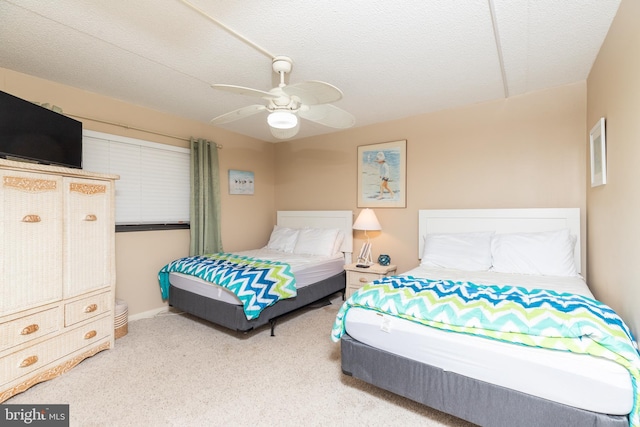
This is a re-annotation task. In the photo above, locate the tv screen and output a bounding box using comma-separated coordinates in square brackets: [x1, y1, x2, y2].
[0, 90, 83, 169]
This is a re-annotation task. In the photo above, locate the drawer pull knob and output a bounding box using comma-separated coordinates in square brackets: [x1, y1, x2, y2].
[84, 214, 97, 221]
[21, 324, 40, 335]
[359, 278, 369, 283]
[19, 355, 38, 368]
[22, 214, 41, 223]
[84, 330, 97, 340]
[84, 304, 98, 313]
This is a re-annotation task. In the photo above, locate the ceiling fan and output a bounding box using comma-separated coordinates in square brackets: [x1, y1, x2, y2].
[210, 56, 355, 139]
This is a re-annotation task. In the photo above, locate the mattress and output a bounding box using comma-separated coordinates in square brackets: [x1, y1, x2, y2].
[169, 249, 345, 305]
[343, 265, 633, 415]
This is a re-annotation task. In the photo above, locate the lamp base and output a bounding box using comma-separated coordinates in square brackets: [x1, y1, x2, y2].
[356, 242, 374, 266]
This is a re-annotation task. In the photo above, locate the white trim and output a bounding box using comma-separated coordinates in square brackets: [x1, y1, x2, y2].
[128, 306, 170, 321]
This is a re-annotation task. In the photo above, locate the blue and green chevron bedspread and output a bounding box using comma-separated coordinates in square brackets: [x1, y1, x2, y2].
[158, 252, 297, 320]
[331, 275, 640, 427]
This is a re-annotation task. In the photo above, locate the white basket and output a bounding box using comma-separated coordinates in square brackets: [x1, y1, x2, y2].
[114, 299, 128, 339]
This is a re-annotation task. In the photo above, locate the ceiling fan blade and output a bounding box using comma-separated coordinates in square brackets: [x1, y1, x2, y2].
[282, 81, 343, 105]
[211, 84, 278, 99]
[298, 104, 355, 129]
[210, 104, 266, 125]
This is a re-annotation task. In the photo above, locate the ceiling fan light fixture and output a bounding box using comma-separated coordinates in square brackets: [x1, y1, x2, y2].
[270, 121, 300, 140]
[209, 53, 354, 139]
[267, 111, 298, 129]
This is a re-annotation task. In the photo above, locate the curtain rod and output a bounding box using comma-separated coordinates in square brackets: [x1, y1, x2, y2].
[67, 113, 223, 149]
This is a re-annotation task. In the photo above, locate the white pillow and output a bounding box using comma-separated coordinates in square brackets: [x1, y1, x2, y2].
[293, 227, 340, 256]
[490, 228, 578, 276]
[421, 231, 494, 271]
[266, 225, 299, 253]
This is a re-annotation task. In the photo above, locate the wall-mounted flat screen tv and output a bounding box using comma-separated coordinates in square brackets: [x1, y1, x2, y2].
[0, 90, 82, 169]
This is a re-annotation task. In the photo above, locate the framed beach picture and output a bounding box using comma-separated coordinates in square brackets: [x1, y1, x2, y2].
[357, 140, 406, 208]
[229, 169, 254, 195]
[589, 117, 606, 187]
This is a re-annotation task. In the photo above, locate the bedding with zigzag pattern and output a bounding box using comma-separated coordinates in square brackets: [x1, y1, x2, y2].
[331, 275, 640, 427]
[158, 252, 297, 320]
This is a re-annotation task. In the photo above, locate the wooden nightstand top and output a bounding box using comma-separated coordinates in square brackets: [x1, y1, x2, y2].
[344, 262, 397, 275]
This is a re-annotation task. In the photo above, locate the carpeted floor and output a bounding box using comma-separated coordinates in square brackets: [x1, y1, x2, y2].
[6, 294, 476, 426]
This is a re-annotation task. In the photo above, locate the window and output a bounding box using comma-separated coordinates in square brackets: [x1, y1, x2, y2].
[82, 130, 190, 229]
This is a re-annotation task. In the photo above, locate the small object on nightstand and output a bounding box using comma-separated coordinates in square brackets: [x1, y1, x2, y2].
[355, 264, 370, 268]
[378, 254, 391, 266]
[344, 262, 397, 299]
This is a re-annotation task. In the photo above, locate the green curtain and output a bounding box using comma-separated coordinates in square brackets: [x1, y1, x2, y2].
[189, 138, 223, 256]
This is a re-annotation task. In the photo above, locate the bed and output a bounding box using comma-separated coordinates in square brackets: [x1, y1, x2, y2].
[160, 210, 353, 335]
[333, 208, 640, 427]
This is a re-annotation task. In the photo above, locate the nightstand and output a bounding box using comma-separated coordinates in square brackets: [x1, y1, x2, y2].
[344, 263, 397, 299]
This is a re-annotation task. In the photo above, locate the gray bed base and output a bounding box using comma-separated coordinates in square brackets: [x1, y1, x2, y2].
[169, 271, 345, 335]
[340, 334, 628, 427]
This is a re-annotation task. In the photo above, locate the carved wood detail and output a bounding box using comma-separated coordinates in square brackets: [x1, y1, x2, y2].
[0, 342, 110, 403]
[3, 176, 57, 192]
[69, 183, 106, 195]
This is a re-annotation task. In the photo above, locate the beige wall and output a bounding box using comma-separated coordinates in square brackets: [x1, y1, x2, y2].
[0, 67, 276, 317]
[586, 0, 640, 337]
[276, 83, 587, 275]
[0, 67, 595, 321]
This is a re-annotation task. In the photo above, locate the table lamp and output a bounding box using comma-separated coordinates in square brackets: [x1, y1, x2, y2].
[353, 208, 382, 266]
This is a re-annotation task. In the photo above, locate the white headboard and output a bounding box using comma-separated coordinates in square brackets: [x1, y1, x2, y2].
[418, 208, 581, 273]
[277, 210, 354, 262]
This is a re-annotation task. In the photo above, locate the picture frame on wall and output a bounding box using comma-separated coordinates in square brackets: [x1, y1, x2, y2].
[357, 140, 406, 208]
[590, 117, 607, 187]
[229, 169, 254, 195]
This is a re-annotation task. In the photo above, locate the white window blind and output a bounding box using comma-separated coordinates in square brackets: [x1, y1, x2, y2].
[82, 130, 190, 225]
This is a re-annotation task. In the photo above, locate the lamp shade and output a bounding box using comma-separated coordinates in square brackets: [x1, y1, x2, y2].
[353, 208, 382, 231]
[267, 111, 298, 129]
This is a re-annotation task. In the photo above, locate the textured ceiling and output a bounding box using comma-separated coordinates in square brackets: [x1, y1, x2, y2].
[0, 0, 621, 143]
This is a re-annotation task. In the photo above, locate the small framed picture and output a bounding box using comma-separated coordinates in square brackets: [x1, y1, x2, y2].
[589, 117, 606, 187]
[229, 169, 254, 195]
[357, 140, 407, 208]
